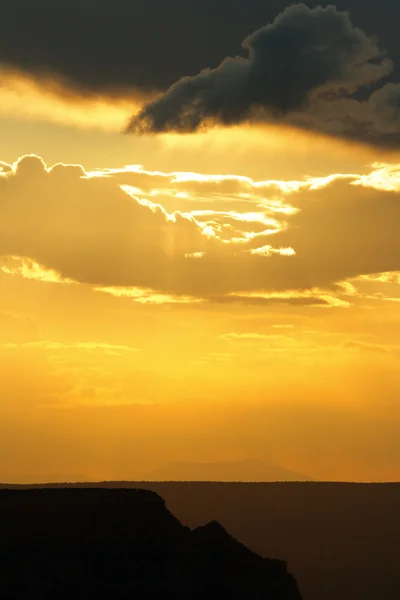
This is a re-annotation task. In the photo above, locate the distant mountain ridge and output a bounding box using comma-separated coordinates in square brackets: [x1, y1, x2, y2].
[0, 472, 94, 484]
[144, 459, 313, 482]
[0, 488, 303, 599]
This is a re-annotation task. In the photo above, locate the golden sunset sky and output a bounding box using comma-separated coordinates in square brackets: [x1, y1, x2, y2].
[2, 1, 400, 483]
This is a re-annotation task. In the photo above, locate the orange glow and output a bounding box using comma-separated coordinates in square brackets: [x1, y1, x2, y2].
[1, 146, 400, 483]
[0, 68, 149, 131]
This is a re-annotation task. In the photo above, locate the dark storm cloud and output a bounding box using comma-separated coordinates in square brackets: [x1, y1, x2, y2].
[0, 0, 278, 95]
[1, 1, 400, 144]
[0, 1, 399, 96]
[128, 3, 400, 143]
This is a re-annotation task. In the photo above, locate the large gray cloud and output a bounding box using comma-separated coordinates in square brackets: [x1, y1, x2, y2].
[0, 1, 398, 96]
[2, 1, 400, 144]
[0, 0, 278, 95]
[128, 3, 400, 146]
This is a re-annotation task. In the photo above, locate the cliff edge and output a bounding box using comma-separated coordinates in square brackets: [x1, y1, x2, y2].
[0, 488, 303, 599]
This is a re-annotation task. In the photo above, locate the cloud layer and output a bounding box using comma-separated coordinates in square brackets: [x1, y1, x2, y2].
[0, 1, 399, 92]
[1, 154, 400, 307]
[0, 0, 269, 95]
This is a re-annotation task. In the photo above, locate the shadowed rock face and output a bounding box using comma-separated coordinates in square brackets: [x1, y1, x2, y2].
[0, 489, 302, 599]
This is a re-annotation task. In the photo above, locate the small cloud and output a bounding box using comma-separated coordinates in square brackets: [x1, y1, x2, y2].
[343, 340, 390, 355]
[249, 245, 296, 257]
[1, 256, 77, 285]
[185, 252, 205, 259]
[227, 289, 351, 308]
[1, 340, 139, 354]
[95, 286, 204, 305]
[358, 271, 400, 284]
[219, 332, 274, 342]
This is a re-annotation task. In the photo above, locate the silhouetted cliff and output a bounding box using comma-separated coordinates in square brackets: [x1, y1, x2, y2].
[0, 488, 302, 599]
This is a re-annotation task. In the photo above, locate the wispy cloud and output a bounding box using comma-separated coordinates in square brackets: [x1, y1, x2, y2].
[95, 286, 204, 305]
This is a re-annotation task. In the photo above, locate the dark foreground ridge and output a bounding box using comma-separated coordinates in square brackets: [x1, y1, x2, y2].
[0, 488, 302, 599]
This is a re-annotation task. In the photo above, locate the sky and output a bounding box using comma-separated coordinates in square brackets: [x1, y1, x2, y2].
[1, 1, 400, 483]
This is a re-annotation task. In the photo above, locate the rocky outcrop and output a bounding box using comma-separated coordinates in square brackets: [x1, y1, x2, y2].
[0, 488, 303, 599]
